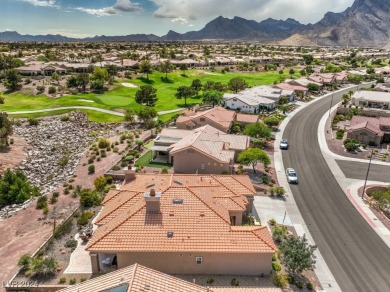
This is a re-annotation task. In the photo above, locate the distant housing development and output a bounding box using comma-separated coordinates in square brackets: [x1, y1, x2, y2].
[86, 174, 276, 275]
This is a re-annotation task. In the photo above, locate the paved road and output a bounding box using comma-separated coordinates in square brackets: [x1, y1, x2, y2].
[337, 160, 390, 182]
[282, 88, 390, 292]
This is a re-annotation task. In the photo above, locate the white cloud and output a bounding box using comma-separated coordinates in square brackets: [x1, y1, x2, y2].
[19, 0, 57, 7]
[76, 0, 142, 17]
[171, 17, 188, 25]
[151, 0, 354, 24]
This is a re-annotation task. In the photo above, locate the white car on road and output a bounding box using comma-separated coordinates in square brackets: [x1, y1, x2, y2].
[286, 168, 298, 184]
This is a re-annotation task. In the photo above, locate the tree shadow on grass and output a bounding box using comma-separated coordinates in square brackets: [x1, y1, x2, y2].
[137, 77, 154, 85]
[180, 74, 189, 78]
[160, 77, 174, 84]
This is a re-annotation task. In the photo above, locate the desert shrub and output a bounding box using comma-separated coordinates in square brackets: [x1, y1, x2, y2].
[88, 164, 95, 174]
[98, 138, 110, 149]
[273, 273, 288, 288]
[272, 262, 281, 271]
[28, 117, 39, 126]
[230, 278, 239, 286]
[296, 281, 304, 289]
[61, 115, 70, 122]
[36, 85, 45, 92]
[272, 254, 277, 261]
[262, 175, 269, 184]
[79, 189, 101, 207]
[306, 282, 314, 290]
[77, 211, 94, 225]
[106, 176, 113, 184]
[272, 225, 288, 243]
[336, 129, 345, 139]
[269, 218, 276, 226]
[69, 278, 76, 285]
[26, 257, 59, 277]
[65, 239, 78, 250]
[36, 196, 48, 209]
[161, 167, 169, 174]
[18, 254, 32, 269]
[48, 86, 56, 94]
[206, 277, 214, 285]
[275, 187, 285, 197]
[80, 277, 87, 282]
[58, 277, 66, 284]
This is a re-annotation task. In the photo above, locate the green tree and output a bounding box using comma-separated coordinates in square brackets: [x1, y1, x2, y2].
[203, 81, 226, 92]
[243, 122, 272, 139]
[175, 86, 194, 107]
[0, 112, 13, 148]
[160, 59, 174, 80]
[124, 109, 136, 124]
[289, 68, 296, 78]
[180, 63, 188, 76]
[263, 116, 280, 128]
[79, 188, 101, 207]
[237, 148, 270, 173]
[66, 75, 78, 88]
[280, 234, 317, 277]
[77, 73, 90, 93]
[0, 169, 40, 208]
[0, 96, 4, 104]
[94, 176, 107, 192]
[91, 67, 108, 83]
[106, 64, 118, 77]
[202, 90, 223, 107]
[139, 59, 153, 80]
[228, 77, 248, 93]
[137, 106, 157, 125]
[4, 69, 21, 91]
[307, 83, 320, 92]
[51, 72, 60, 85]
[303, 54, 314, 65]
[191, 79, 202, 95]
[135, 85, 158, 107]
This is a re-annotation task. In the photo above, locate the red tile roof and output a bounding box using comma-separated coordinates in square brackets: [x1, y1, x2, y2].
[87, 174, 275, 254]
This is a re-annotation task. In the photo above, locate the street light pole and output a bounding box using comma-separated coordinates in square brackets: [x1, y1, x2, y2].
[328, 93, 334, 117]
[362, 149, 374, 200]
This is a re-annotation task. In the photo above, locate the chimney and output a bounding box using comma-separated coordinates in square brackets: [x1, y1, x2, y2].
[124, 170, 136, 183]
[144, 188, 161, 213]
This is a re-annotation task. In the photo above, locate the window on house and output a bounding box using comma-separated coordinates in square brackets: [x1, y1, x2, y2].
[196, 257, 203, 265]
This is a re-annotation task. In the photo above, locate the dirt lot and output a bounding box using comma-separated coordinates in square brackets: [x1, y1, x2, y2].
[0, 135, 29, 174]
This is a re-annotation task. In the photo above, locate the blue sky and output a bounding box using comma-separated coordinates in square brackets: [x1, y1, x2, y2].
[0, 0, 355, 38]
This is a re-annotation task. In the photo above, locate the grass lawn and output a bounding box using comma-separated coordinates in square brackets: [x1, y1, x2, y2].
[135, 150, 172, 169]
[1, 69, 300, 122]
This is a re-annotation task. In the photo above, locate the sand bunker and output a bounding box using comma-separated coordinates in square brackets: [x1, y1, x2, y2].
[122, 82, 138, 88]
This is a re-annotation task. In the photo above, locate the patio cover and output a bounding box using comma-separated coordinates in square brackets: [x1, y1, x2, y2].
[151, 145, 170, 152]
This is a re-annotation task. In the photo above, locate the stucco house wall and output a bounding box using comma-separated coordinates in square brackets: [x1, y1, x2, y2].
[171, 149, 232, 174]
[225, 99, 258, 113]
[117, 252, 273, 276]
[347, 129, 382, 145]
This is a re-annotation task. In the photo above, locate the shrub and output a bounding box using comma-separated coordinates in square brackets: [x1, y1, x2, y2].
[100, 150, 107, 158]
[63, 187, 70, 195]
[262, 175, 269, 184]
[58, 277, 66, 284]
[77, 212, 90, 226]
[336, 129, 345, 139]
[43, 205, 49, 215]
[230, 278, 239, 286]
[306, 282, 314, 290]
[161, 167, 169, 174]
[275, 187, 285, 197]
[80, 277, 87, 282]
[54, 217, 73, 239]
[48, 86, 56, 94]
[61, 115, 70, 122]
[94, 176, 107, 192]
[272, 254, 277, 261]
[106, 176, 113, 184]
[65, 239, 78, 250]
[27, 257, 59, 277]
[28, 117, 39, 126]
[269, 218, 276, 226]
[69, 278, 76, 285]
[50, 195, 58, 204]
[206, 277, 214, 285]
[273, 273, 288, 288]
[272, 225, 288, 243]
[36, 196, 48, 209]
[296, 281, 304, 289]
[88, 165, 95, 174]
[272, 262, 281, 271]
[287, 274, 295, 284]
[36, 85, 45, 92]
[98, 138, 110, 149]
[18, 254, 32, 269]
[80, 189, 101, 207]
[58, 156, 69, 167]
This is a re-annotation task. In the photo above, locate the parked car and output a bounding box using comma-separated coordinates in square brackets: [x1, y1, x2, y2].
[286, 168, 298, 184]
[280, 139, 289, 149]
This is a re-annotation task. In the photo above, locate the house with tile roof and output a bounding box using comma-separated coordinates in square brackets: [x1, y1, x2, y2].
[57, 263, 283, 292]
[346, 116, 390, 145]
[352, 91, 390, 110]
[152, 125, 249, 174]
[87, 174, 276, 276]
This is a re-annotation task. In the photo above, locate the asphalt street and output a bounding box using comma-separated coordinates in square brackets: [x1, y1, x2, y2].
[282, 88, 390, 292]
[337, 160, 390, 182]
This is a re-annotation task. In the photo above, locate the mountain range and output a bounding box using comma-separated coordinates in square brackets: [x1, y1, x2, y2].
[0, 0, 389, 48]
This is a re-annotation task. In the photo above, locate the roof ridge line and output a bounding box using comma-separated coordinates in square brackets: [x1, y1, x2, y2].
[251, 226, 277, 252]
[186, 187, 231, 225]
[128, 263, 138, 289]
[212, 175, 253, 196]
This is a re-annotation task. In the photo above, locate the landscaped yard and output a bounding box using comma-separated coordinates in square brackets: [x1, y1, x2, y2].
[1, 69, 300, 122]
[135, 150, 172, 169]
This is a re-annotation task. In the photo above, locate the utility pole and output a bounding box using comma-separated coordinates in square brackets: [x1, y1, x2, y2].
[362, 149, 374, 200]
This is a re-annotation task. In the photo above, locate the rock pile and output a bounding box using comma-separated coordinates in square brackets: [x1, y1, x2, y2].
[13, 112, 114, 195]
